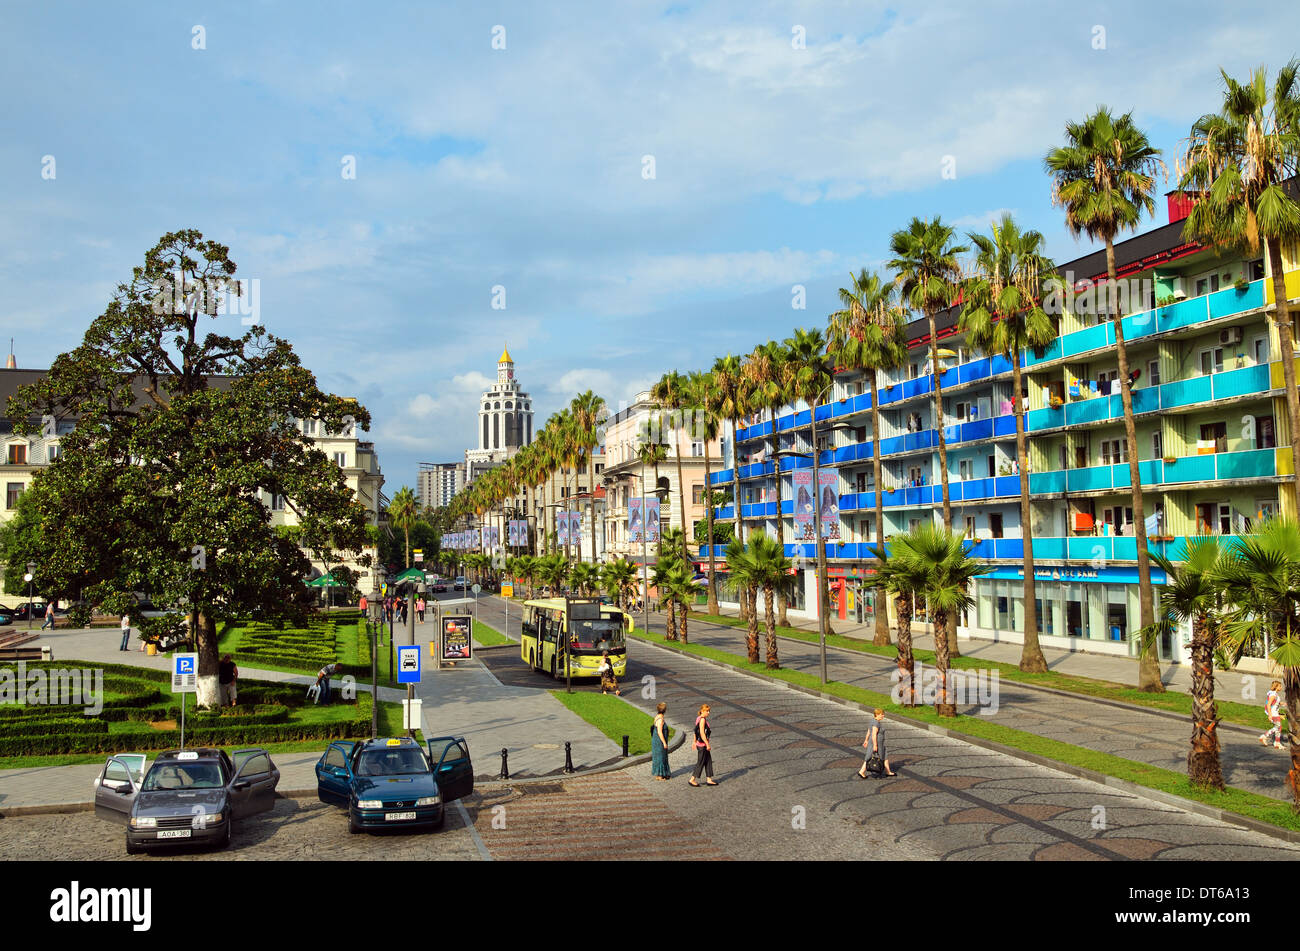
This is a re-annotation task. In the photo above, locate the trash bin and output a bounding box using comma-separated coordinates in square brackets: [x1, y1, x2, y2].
[40, 645, 52, 661]
[146, 642, 158, 656]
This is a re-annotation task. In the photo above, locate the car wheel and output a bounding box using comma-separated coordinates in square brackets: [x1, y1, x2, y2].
[220, 823, 232, 850]
[349, 814, 361, 835]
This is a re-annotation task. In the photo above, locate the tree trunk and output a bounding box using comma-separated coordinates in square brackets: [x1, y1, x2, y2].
[895, 594, 915, 707]
[673, 421, 689, 568]
[932, 606, 956, 717]
[195, 611, 221, 709]
[771, 410, 789, 628]
[1266, 237, 1300, 513]
[1106, 239, 1162, 693]
[1284, 666, 1300, 808]
[731, 414, 748, 621]
[1014, 358, 1047, 673]
[764, 585, 780, 669]
[870, 371, 891, 646]
[927, 309, 960, 659]
[703, 436, 719, 615]
[588, 453, 597, 565]
[1186, 614, 1224, 790]
[680, 600, 689, 644]
[666, 599, 677, 641]
[746, 585, 760, 663]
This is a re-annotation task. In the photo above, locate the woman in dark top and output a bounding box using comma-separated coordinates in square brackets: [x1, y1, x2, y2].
[689, 703, 718, 786]
[859, 708, 896, 777]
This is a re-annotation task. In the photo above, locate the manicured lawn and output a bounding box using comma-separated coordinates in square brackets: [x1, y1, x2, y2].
[472, 619, 511, 647]
[686, 611, 1269, 729]
[628, 629, 1300, 833]
[550, 690, 673, 756]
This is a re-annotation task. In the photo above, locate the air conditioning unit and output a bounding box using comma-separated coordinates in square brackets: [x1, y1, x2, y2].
[1219, 327, 1243, 345]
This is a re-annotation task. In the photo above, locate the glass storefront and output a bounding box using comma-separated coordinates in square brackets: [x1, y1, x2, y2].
[973, 576, 1140, 648]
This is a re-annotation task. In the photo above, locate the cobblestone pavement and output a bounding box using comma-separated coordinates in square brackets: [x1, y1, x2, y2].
[0, 795, 483, 861]
[472, 598, 1300, 860]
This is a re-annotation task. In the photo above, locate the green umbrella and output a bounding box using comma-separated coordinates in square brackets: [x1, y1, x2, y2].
[307, 575, 344, 587]
[391, 568, 425, 584]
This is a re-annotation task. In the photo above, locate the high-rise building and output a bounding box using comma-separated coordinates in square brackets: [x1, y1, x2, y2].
[418, 462, 462, 510]
[465, 344, 534, 474]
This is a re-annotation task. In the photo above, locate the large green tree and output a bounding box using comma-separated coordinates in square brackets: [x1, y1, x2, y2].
[6, 230, 373, 707]
[1046, 107, 1166, 693]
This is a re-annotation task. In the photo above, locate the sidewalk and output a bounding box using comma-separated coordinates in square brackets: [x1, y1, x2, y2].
[0, 615, 621, 813]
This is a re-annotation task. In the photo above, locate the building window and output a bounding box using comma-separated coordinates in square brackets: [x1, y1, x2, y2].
[1256, 415, 1276, 449]
[691, 441, 704, 457]
[333, 452, 348, 467]
[47, 442, 62, 462]
[964, 515, 976, 538]
[270, 493, 285, 511]
[7, 444, 27, 465]
[6, 482, 24, 509]
[1199, 422, 1228, 454]
[1200, 348, 1225, 375]
[1148, 360, 1160, 386]
[1152, 431, 1162, 459]
[692, 484, 705, 505]
[1100, 439, 1128, 465]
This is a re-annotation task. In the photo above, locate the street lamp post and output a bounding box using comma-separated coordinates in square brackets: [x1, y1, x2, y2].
[25, 562, 35, 630]
[368, 586, 380, 739]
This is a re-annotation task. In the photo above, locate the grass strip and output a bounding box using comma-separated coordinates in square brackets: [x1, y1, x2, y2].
[549, 690, 673, 757]
[471, 619, 511, 647]
[629, 628, 1300, 833]
[686, 611, 1267, 729]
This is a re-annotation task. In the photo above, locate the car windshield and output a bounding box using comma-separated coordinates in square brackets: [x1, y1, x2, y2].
[355, 749, 428, 776]
[142, 762, 224, 790]
[569, 618, 625, 651]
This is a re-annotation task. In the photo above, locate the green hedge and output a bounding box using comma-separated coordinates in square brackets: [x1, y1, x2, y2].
[0, 717, 109, 735]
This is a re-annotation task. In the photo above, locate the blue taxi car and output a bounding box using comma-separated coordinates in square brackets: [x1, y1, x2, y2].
[315, 736, 473, 833]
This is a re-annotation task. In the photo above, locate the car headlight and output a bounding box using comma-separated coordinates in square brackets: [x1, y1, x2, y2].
[206, 811, 223, 824]
[130, 817, 156, 829]
[357, 799, 383, 809]
[415, 796, 440, 806]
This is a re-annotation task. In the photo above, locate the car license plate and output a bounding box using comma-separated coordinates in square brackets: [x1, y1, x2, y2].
[385, 811, 416, 821]
[157, 829, 192, 839]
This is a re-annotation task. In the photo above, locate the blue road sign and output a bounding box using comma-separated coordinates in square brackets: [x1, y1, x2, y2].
[172, 652, 198, 693]
[397, 645, 421, 684]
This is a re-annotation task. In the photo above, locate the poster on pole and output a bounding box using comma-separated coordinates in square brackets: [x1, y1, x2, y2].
[645, 498, 660, 543]
[628, 498, 643, 544]
[568, 511, 582, 545]
[484, 526, 499, 551]
[507, 519, 524, 547]
[819, 470, 841, 541]
[793, 470, 815, 516]
[557, 511, 570, 546]
[441, 615, 473, 660]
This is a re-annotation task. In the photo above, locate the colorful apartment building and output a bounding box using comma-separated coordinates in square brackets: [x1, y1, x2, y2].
[703, 197, 1299, 667]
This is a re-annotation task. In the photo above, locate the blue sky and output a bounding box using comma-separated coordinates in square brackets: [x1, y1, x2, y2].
[3, 1, 1298, 493]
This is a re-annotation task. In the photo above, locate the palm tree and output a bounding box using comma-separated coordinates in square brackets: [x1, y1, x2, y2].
[889, 217, 967, 659]
[389, 486, 419, 570]
[828, 270, 910, 648]
[1149, 539, 1227, 790]
[872, 539, 933, 707]
[890, 524, 990, 716]
[658, 562, 702, 643]
[570, 390, 606, 565]
[650, 370, 693, 568]
[746, 340, 794, 627]
[713, 353, 752, 620]
[570, 561, 601, 597]
[1215, 517, 1300, 807]
[535, 552, 569, 598]
[688, 369, 722, 615]
[1180, 62, 1300, 512]
[785, 326, 838, 637]
[636, 428, 669, 558]
[516, 554, 538, 599]
[725, 538, 762, 663]
[601, 557, 638, 611]
[959, 213, 1059, 674]
[652, 559, 679, 641]
[748, 532, 795, 669]
[1046, 107, 1167, 693]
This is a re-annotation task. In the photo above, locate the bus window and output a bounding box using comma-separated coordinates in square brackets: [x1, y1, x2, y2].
[568, 616, 626, 651]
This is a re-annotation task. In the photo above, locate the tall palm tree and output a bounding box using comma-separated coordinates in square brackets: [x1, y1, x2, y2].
[1149, 539, 1227, 790]
[636, 427, 669, 559]
[725, 537, 762, 663]
[1215, 517, 1300, 807]
[389, 486, 419, 570]
[747, 532, 795, 669]
[651, 558, 679, 641]
[785, 326, 838, 637]
[959, 213, 1059, 674]
[687, 369, 722, 615]
[746, 339, 794, 627]
[658, 562, 703, 643]
[829, 270, 910, 647]
[889, 217, 967, 659]
[1046, 107, 1167, 693]
[872, 538, 933, 707]
[650, 370, 693, 568]
[570, 562, 601, 598]
[890, 524, 990, 716]
[712, 353, 752, 619]
[570, 390, 606, 565]
[1180, 62, 1300, 512]
[601, 557, 638, 612]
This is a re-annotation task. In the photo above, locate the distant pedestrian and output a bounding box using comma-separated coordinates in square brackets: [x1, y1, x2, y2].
[858, 708, 896, 778]
[400, 598, 408, 625]
[417, 597, 426, 623]
[41, 602, 55, 630]
[651, 702, 670, 780]
[218, 654, 239, 706]
[316, 662, 341, 704]
[1261, 681, 1287, 750]
[119, 613, 133, 651]
[599, 651, 620, 696]
[359, 594, 368, 615]
[688, 703, 717, 786]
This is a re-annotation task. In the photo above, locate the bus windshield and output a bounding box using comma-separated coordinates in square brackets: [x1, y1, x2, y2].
[568, 618, 625, 652]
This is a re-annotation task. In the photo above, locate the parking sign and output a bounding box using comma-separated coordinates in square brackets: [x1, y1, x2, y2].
[397, 645, 422, 684]
[172, 653, 198, 693]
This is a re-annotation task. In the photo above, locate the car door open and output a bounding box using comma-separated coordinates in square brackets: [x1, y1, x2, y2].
[230, 748, 281, 816]
[93, 755, 144, 824]
[426, 737, 474, 803]
[315, 740, 358, 805]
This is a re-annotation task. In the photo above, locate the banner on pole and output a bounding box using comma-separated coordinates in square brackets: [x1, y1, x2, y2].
[628, 498, 644, 544]
[645, 498, 660, 543]
[819, 470, 840, 541]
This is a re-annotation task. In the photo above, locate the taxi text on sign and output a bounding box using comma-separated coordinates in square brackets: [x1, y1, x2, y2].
[397, 645, 422, 684]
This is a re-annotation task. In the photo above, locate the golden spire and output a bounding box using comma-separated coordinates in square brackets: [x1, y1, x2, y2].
[499, 342, 513, 363]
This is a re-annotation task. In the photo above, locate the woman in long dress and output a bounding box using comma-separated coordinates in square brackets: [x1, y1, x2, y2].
[650, 702, 671, 779]
[599, 651, 621, 696]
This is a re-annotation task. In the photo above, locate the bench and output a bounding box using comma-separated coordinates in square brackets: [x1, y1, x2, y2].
[0, 629, 39, 649]
[0, 647, 47, 661]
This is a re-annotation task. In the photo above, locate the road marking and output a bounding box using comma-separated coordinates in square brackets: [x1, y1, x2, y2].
[456, 799, 492, 862]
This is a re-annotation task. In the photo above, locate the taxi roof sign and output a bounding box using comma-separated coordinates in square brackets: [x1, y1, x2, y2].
[177, 751, 199, 761]
[386, 738, 401, 746]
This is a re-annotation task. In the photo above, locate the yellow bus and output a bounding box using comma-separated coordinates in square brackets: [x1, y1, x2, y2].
[520, 598, 632, 680]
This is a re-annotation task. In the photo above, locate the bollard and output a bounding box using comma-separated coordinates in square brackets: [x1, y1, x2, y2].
[499, 747, 510, 780]
[563, 741, 575, 774]
[621, 734, 629, 757]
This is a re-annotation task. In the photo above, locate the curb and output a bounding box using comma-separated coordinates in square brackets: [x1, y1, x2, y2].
[633, 634, 1300, 846]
